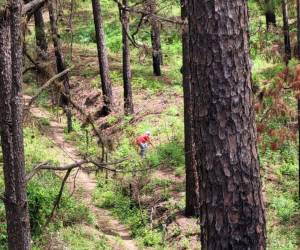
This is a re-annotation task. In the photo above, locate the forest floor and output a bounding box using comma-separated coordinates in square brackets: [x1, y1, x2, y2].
[22, 37, 299, 250]
[15, 1, 299, 249]
[23, 95, 139, 250]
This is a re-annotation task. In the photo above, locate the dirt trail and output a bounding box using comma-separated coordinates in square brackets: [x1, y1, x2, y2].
[23, 95, 138, 250]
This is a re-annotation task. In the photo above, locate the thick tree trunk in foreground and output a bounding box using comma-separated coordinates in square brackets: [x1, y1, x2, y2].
[0, 4, 31, 249]
[297, 0, 300, 59]
[150, 0, 162, 76]
[296, 0, 300, 201]
[187, 1, 266, 249]
[48, 1, 73, 132]
[265, 0, 276, 30]
[34, 7, 48, 59]
[181, 0, 199, 217]
[122, 0, 134, 115]
[282, 0, 291, 63]
[92, 0, 113, 115]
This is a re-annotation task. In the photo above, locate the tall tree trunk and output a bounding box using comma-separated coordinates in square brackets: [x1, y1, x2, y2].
[282, 0, 291, 64]
[92, 0, 113, 115]
[265, 0, 276, 30]
[0, 4, 31, 249]
[122, 0, 134, 115]
[34, 7, 48, 59]
[297, 0, 300, 203]
[181, 0, 199, 217]
[34, 6, 48, 86]
[150, 0, 162, 76]
[297, 0, 300, 59]
[187, 1, 266, 249]
[48, 1, 73, 133]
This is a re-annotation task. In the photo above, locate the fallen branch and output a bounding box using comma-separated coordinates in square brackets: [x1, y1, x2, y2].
[68, 97, 106, 154]
[26, 160, 88, 182]
[113, 0, 183, 25]
[26, 67, 73, 109]
[22, 0, 47, 15]
[44, 169, 72, 227]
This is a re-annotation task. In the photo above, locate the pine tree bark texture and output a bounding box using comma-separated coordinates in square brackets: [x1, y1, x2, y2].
[149, 0, 162, 76]
[187, 1, 266, 249]
[0, 2, 31, 249]
[92, 0, 113, 114]
[282, 0, 291, 63]
[34, 7, 48, 59]
[265, 0, 276, 30]
[181, 0, 199, 217]
[297, 0, 300, 59]
[122, 0, 134, 115]
[48, 1, 73, 132]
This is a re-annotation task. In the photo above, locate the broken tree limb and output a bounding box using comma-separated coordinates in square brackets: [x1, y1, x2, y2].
[68, 97, 106, 150]
[26, 160, 88, 182]
[44, 168, 72, 227]
[22, 0, 46, 15]
[25, 67, 73, 109]
[113, 0, 183, 25]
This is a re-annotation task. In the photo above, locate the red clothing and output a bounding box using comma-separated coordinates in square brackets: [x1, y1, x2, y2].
[136, 134, 150, 145]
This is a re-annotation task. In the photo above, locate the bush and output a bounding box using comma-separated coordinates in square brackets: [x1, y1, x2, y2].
[271, 195, 298, 222]
[28, 172, 92, 237]
[139, 228, 162, 247]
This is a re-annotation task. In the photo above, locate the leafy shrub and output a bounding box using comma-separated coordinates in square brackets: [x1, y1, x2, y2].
[142, 179, 172, 194]
[271, 195, 298, 222]
[28, 172, 92, 236]
[93, 179, 164, 247]
[139, 228, 162, 247]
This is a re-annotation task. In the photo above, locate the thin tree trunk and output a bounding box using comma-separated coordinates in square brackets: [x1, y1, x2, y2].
[150, 0, 162, 76]
[48, 1, 73, 132]
[92, 0, 113, 115]
[0, 4, 31, 249]
[282, 0, 291, 64]
[265, 0, 276, 30]
[34, 7, 48, 59]
[122, 0, 134, 115]
[181, 0, 199, 217]
[34, 6, 48, 86]
[187, 1, 266, 249]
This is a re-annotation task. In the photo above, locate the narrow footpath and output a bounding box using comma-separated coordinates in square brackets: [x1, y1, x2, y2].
[23, 95, 138, 250]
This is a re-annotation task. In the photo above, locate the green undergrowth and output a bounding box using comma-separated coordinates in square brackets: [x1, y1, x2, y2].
[93, 178, 164, 249]
[253, 55, 300, 249]
[58, 225, 111, 250]
[0, 126, 97, 249]
[260, 135, 299, 250]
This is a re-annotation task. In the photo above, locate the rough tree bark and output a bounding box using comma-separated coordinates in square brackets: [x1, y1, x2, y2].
[187, 1, 266, 249]
[181, 0, 199, 217]
[0, 3, 31, 249]
[34, 7, 48, 59]
[150, 0, 162, 76]
[92, 0, 113, 115]
[282, 0, 291, 64]
[33, 5, 48, 86]
[48, 1, 73, 132]
[297, 0, 300, 202]
[265, 0, 276, 30]
[297, 0, 300, 59]
[122, 0, 134, 115]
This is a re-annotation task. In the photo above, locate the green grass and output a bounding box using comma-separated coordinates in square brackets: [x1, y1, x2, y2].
[0, 126, 95, 248]
[93, 178, 164, 248]
[59, 225, 111, 250]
